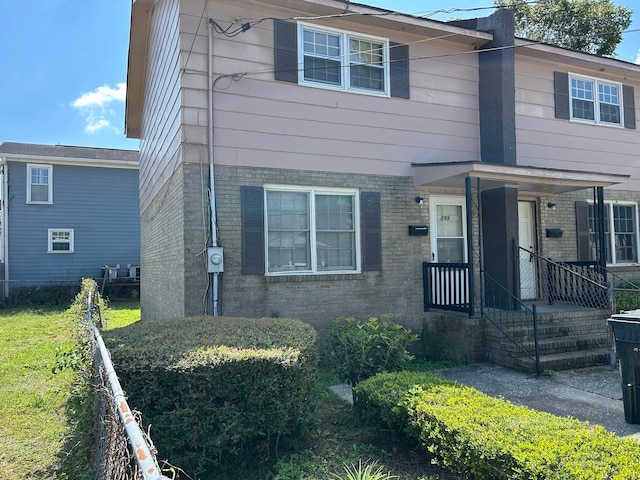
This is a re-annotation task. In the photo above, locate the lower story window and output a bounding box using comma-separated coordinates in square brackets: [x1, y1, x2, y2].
[266, 187, 359, 274]
[48, 229, 74, 253]
[588, 203, 638, 264]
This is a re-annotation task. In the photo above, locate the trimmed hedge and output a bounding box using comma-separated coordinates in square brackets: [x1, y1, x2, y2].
[103, 316, 318, 476]
[354, 372, 640, 480]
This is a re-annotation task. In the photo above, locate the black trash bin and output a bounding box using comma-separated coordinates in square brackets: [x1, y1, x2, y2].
[608, 309, 640, 424]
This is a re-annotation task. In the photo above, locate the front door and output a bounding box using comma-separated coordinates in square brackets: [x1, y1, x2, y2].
[430, 196, 467, 263]
[518, 201, 536, 300]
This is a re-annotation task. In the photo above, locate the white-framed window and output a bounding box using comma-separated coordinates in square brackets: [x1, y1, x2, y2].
[265, 185, 360, 275]
[27, 164, 53, 204]
[570, 73, 622, 126]
[48, 229, 74, 253]
[299, 23, 389, 96]
[588, 203, 638, 265]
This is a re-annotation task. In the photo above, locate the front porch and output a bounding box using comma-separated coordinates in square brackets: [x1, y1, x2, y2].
[413, 162, 638, 374]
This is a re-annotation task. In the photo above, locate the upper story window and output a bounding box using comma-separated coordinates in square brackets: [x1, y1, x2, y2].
[299, 23, 389, 96]
[48, 229, 74, 253]
[588, 203, 638, 265]
[27, 164, 53, 204]
[265, 186, 360, 275]
[570, 74, 622, 126]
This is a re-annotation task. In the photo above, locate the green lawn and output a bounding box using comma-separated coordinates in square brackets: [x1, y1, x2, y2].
[0, 301, 140, 479]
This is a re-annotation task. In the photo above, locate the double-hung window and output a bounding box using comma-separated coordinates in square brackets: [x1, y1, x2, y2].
[265, 186, 360, 274]
[48, 229, 74, 253]
[27, 164, 53, 204]
[300, 23, 389, 95]
[570, 74, 622, 126]
[588, 203, 638, 265]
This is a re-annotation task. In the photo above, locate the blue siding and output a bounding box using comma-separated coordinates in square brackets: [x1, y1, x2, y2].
[7, 161, 140, 285]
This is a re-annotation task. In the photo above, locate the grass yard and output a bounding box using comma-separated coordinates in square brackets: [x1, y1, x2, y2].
[1, 298, 458, 479]
[0, 300, 140, 479]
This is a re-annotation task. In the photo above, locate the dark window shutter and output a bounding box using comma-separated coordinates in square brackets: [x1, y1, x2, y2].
[554, 71, 570, 120]
[241, 186, 265, 274]
[623, 84, 636, 129]
[274, 19, 298, 83]
[575, 201, 591, 262]
[361, 192, 382, 271]
[390, 42, 410, 99]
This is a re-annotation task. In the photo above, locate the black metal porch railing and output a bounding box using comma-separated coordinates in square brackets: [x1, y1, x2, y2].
[518, 247, 610, 313]
[422, 262, 474, 316]
[481, 269, 541, 376]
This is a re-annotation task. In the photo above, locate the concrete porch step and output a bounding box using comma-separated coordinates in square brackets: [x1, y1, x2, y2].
[501, 333, 610, 355]
[517, 348, 611, 373]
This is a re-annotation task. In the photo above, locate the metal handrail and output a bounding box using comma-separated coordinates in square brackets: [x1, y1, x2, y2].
[480, 269, 540, 376]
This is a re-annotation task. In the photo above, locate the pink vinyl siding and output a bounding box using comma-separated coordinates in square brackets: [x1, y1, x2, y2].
[515, 54, 640, 191]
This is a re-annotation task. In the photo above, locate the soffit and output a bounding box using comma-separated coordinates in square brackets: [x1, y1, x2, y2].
[125, 0, 154, 139]
[411, 161, 630, 194]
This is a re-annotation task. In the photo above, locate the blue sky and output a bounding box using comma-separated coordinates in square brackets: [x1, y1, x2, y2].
[0, 0, 638, 151]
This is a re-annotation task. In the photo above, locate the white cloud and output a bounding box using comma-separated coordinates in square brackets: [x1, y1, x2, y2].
[72, 83, 126, 134]
[635, 50, 640, 65]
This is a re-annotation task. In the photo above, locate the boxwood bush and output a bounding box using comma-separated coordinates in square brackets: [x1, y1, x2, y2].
[354, 372, 640, 479]
[103, 316, 318, 476]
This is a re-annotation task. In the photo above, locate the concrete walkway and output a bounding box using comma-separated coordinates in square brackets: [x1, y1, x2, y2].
[435, 363, 640, 439]
[330, 363, 640, 439]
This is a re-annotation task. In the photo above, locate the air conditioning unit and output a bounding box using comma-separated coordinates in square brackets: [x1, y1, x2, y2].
[129, 265, 141, 280]
[104, 266, 119, 280]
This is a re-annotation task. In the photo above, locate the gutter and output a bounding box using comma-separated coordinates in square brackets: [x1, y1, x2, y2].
[0, 157, 8, 299]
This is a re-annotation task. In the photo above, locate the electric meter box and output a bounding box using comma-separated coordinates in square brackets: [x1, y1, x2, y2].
[207, 246, 224, 273]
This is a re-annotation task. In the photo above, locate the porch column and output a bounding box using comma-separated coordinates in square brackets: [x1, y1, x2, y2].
[481, 186, 519, 308]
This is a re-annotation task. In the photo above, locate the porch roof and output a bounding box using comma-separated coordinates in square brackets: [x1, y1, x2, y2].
[411, 161, 630, 194]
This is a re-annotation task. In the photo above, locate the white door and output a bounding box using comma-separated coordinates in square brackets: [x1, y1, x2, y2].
[430, 196, 467, 263]
[428, 197, 469, 307]
[518, 201, 536, 299]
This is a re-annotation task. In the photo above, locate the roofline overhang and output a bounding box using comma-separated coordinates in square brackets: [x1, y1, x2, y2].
[411, 161, 630, 194]
[515, 39, 640, 77]
[125, 0, 154, 139]
[2, 153, 139, 170]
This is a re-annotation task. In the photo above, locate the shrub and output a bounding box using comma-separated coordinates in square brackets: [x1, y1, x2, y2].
[353, 371, 455, 435]
[327, 315, 418, 385]
[615, 280, 640, 313]
[356, 372, 640, 480]
[104, 316, 318, 476]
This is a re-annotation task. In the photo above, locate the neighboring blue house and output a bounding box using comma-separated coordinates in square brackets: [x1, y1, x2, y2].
[0, 142, 140, 297]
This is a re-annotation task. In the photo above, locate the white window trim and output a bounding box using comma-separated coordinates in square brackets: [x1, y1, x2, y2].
[264, 184, 361, 276]
[48, 228, 74, 254]
[298, 22, 390, 97]
[26, 163, 53, 204]
[590, 201, 639, 266]
[569, 73, 624, 128]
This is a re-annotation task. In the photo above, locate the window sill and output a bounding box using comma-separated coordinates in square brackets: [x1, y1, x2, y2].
[47, 251, 74, 254]
[266, 273, 364, 283]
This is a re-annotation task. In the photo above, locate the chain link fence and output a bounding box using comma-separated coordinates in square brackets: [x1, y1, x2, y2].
[84, 286, 172, 480]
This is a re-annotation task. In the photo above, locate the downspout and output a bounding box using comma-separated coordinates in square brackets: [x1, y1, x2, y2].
[0, 157, 8, 299]
[207, 17, 222, 316]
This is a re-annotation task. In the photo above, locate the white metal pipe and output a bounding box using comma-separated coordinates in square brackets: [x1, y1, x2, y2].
[87, 290, 169, 480]
[1, 158, 9, 299]
[208, 15, 220, 316]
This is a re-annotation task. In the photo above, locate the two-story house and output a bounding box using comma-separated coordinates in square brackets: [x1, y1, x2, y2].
[0, 142, 140, 300]
[125, 0, 640, 372]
